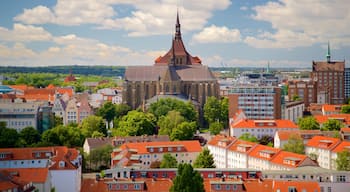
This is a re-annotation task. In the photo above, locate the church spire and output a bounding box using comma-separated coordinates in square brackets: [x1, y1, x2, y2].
[326, 41, 331, 63]
[175, 10, 181, 40]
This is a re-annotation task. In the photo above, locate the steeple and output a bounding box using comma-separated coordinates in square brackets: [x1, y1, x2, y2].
[175, 10, 181, 40]
[326, 42, 331, 63]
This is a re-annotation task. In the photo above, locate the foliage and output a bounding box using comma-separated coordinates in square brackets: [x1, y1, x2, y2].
[148, 98, 198, 122]
[170, 121, 197, 141]
[193, 148, 216, 168]
[321, 119, 343, 131]
[0, 126, 19, 148]
[282, 134, 305, 154]
[170, 163, 204, 192]
[115, 104, 131, 119]
[113, 110, 156, 136]
[203, 96, 228, 127]
[54, 116, 63, 127]
[158, 111, 185, 136]
[160, 153, 178, 168]
[258, 135, 274, 146]
[85, 145, 113, 171]
[336, 150, 350, 171]
[97, 102, 117, 128]
[239, 133, 258, 143]
[341, 105, 350, 114]
[209, 121, 223, 135]
[41, 124, 84, 147]
[292, 94, 301, 101]
[91, 131, 105, 138]
[19, 127, 41, 147]
[79, 115, 106, 138]
[297, 116, 320, 130]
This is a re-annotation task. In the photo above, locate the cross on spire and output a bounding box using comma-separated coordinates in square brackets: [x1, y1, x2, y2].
[175, 10, 181, 40]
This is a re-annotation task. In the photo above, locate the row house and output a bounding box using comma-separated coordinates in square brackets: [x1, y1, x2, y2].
[0, 170, 35, 192]
[274, 130, 323, 149]
[230, 118, 299, 139]
[263, 166, 350, 192]
[314, 114, 350, 128]
[305, 136, 350, 170]
[341, 128, 350, 141]
[207, 135, 236, 168]
[0, 147, 82, 192]
[208, 135, 317, 170]
[111, 141, 201, 169]
[321, 104, 344, 115]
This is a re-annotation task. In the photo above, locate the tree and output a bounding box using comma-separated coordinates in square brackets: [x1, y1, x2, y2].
[341, 105, 350, 114]
[209, 121, 223, 135]
[19, 126, 41, 146]
[87, 145, 113, 170]
[53, 116, 63, 127]
[79, 115, 106, 138]
[193, 148, 215, 168]
[239, 133, 258, 143]
[321, 119, 343, 131]
[282, 134, 305, 154]
[0, 127, 19, 148]
[160, 153, 178, 168]
[220, 97, 229, 127]
[97, 101, 117, 129]
[170, 121, 196, 141]
[336, 150, 350, 171]
[258, 135, 274, 146]
[204, 97, 228, 127]
[148, 98, 198, 122]
[158, 111, 185, 136]
[115, 104, 131, 118]
[41, 124, 84, 147]
[297, 116, 320, 130]
[113, 110, 156, 136]
[292, 94, 301, 101]
[170, 163, 204, 192]
[91, 131, 105, 138]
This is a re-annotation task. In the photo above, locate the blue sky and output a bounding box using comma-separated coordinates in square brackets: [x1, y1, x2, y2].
[0, 0, 349, 68]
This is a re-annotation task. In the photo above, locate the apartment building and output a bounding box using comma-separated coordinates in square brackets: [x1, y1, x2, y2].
[274, 130, 323, 149]
[288, 80, 317, 108]
[207, 135, 236, 168]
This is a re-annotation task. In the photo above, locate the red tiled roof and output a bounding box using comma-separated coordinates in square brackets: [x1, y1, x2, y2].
[119, 140, 202, 154]
[248, 145, 281, 160]
[207, 135, 236, 148]
[0, 181, 18, 191]
[314, 114, 350, 124]
[332, 141, 350, 153]
[64, 74, 76, 82]
[243, 179, 273, 192]
[231, 119, 299, 129]
[276, 130, 301, 141]
[9, 85, 34, 91]
[228, 139, 258, 154]
[341, 127, 350, 133]
[0, 168, 49, 183]
[322, 104, 343, 112]
[306, 136, 341, 150]
[272, 180, 320, 191]
[270, 151, 308, 168]
[57, 87, 74, 97]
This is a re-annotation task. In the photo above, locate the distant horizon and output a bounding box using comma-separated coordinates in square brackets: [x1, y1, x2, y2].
[1, 1, 349, 68]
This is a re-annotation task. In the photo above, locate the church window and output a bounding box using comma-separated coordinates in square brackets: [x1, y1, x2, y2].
[165, 84, 169, 93]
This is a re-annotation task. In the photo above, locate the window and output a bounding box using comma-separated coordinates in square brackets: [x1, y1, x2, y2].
[0, 154, 6, 159]
[134, 184, 140, 189]
[149, 148, 154, 152]
[159, 147, 163, 152]
[327, 187, 331, 192]
[233, 184, 237, 190]
[168, 147, 172, 152]
[215, 184, 221, 190]
[336, 175, 346, 182]
[226, 185, 230, 190]
[124, 184, 128, 190]
[208, 174, 214, 178]
[177, 147, 182, 151]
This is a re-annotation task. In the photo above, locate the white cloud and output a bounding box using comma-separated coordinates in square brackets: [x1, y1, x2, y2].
[240, 6, 248, 11]
[14, 0, 231, 36]
[246, 0, 350, 48]
[191, 25, 241, 44]
[0, 23, 52, 42]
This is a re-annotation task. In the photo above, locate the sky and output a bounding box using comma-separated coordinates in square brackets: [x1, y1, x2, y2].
[0, 0, 349, 68]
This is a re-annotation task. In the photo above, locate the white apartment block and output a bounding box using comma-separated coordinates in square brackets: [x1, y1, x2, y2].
[227, 140, 258, 168]
[284, 101, 304, 123]
[207, 135, 236, 168]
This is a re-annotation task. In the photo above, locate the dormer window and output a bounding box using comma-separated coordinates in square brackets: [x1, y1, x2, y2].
[59, 161, 65, 168]
[177, 147, 182, 151]
[0, 153, 6, 159]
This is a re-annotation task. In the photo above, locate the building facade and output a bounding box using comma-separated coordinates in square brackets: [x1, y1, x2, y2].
[345, 68, 350, 100]
[288, 80, 317, 108]
[123, 13, 219, 110]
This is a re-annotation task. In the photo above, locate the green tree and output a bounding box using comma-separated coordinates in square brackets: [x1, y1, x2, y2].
[220, 97, 229, 127]
[19, 126, 41, 146]
[193, 148, 216, 168]
[239, 133, 258, 143]
[292, 94, 301, 101]
[87, 145, 113, 170]
[170, 163, 204, 192]
[209, 121, 223, 135]
[297, 116, 320, 130]
[91, 131, 105, 138]
[170, 121, 196, 141]
[336, 150, 350, 171]
[148, 98, 198, 122]
[97, 101, 117, 129]
[258, 135, 274, 146]
[54, 116, 63, 127]
[41, 124, 84, 147]
[282, 134, 305, 154]
[115, 104, 131, 118]
[204, 97, 228, 127]
[113, 110, 156, 136]
[341, 105, 350, 114]
[0, 127, 19, 148]
[160, 153, 178, 168]
[321, 119, 343, 131]
[79, 115, 106, 138]
[158, 110, 185, 136]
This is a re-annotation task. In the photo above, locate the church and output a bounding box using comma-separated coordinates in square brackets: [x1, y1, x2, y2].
[122, 13, 219, 111]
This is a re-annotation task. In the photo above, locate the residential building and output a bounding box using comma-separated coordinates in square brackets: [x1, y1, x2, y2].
[228, 86, 282, 120]
[0, 146, 82, 192]
[0, 170, 35, 192]
[244, 179, 320, 192]
[123, 12, 219, 111]
[263, 166, 350, 192]
[284, 100, 304, 122]
[305, 136, 341, 169]
[111, 141, 201, 169]
[288, 80, 317, 108]
[314, 114, 350, 128]
[247, 145, 281, 170]
[341, 128, 350, 141]
[227, 140, 258, 168]
[330, 141, 350, 170]
[274, 130, 323, 149]
[230, 119, 299, 139]
[311, 43, 345, 104]
[345, 68, 350, 99]
[321, 104, 344, 115]
[207, 135, 236, 168]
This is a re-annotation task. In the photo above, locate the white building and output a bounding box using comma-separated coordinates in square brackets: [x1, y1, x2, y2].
[227, 140, 258, 168]
[207, 135, 236, 168]
[230, 119, 299, 139]
[284, 101, 304, 123]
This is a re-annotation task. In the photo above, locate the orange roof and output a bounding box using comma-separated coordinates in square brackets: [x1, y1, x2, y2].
[57, 87, 74, 97]
[322, 104, 343, 112]
[272, 180, 320, 192]
[332, 141, 350, 153]
[0, 168, 49, 183]
[81, 178, 108, 192]
[231, 119, 299, 129]
[243, 179, 273, 192]
[64, 74, 76, 82]
[119, 140, 202, 154]
[314, 114, 350, 124]
[9, 85, 34, 91]
[270, 151, 308, 168]
[306, 136, 341, 150]
[228, 139, 258, 154]
[341, 127, 350, 133]
[248, 145, 281, 160]
[0, 181, 18, 191]
[46, 84, 55, 89]
[276, 130, 301, 141]
[207, 134, 236, 148]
